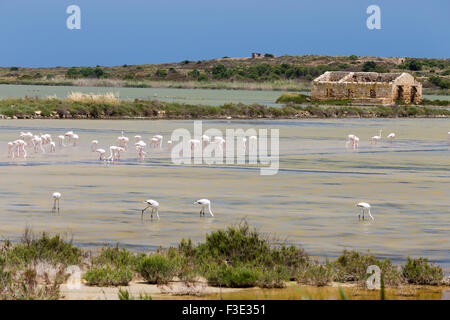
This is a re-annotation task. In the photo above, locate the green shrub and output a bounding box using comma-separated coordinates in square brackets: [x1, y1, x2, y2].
[276, 93, 310, 104]
[155, 69, 168, 78]
[92, 246, 137, 269]
[402, 257, 443, 285]
[297, 263, 333, 287]
[332, 250, 402, 287]
[136, 254, 176, 284]
[257, 266, 289, 288]
[83, 266, 133, 286]
[205, 264, 259, 288]
[2, 231, 82, 268]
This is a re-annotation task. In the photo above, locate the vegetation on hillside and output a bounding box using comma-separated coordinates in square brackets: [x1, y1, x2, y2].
[0, 96, 449, 120]
[1, 55, 448, 93]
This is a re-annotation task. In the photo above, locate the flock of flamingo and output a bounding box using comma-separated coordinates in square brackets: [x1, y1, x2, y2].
[7, 128, 450, 222]
[345, 129, 396, 150]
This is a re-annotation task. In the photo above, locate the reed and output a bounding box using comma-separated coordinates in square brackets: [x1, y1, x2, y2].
[66, 91, 120, 105]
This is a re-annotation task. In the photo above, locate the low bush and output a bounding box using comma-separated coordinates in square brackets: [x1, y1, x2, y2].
[205, 264, 259, 288]
[402, 257, 443, 285]
[136, 254, 177, 284]
[1, 230, 83, 268]
[332, 250, 402, 287]
[297, 263, 333, 287]
[83, 266, 133, 287]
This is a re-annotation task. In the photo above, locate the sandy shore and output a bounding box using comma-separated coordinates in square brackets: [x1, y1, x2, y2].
[60, 279, 244, 300]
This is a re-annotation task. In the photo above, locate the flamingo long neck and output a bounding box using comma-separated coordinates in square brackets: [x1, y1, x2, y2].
[207, 203, 214, 217]
[368, 209, 374, 221]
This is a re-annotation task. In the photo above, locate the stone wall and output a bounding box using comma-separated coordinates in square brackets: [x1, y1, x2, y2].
[311, 82, 393, 105]
[311, 72, 422, 105]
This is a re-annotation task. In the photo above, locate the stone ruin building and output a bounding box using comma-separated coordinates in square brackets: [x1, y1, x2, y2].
[311, 71, 422, 105]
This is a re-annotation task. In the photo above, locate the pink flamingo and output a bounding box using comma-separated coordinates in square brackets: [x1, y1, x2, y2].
[58, 135, 66, 147]
[118, 131, 129, 150]
[387, 133, 395, 143]
[152, 135, 163, 149]
[7, 142, 14, 158]
[91, 140, 99, 152]
[189, 139, 201, 151]
[65, 131, 74, 143]
[49, 142, 56, 153]
[31, 135, 45, 153]
[370, 129, 382, 145]
[12, 140, 27, 158]
[95, 148, 106, 160]
[135, 141, 147, 160]
[72, 134, 79, 146]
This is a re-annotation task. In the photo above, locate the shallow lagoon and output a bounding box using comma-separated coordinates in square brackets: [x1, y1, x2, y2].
[0, 118, 449, 272]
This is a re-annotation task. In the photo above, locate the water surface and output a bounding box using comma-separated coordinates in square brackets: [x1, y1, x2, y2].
[0, 118, 449, 271]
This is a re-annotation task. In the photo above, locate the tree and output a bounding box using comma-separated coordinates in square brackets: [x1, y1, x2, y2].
[406, 59, 422, 71]
[362, 61, 377, 72]
[155, 69, 168, 78]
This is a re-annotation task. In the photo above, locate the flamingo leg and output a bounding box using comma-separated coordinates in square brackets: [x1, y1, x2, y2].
[142, 205, 150, 218]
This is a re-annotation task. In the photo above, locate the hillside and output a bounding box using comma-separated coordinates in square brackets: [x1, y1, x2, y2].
[1, 55, 449, 93]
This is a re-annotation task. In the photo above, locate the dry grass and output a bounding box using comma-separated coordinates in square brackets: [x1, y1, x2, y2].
[66, 91, 120, 105]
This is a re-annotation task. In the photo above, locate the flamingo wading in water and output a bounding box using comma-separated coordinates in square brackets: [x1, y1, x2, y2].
[194, 199, 214, 217]
[370, 129, 382, 145]
[141, 200, 160, 220]
[356, 202, 374, 221]
[52, 192, 61, 211]
[387, 133, 395, 143]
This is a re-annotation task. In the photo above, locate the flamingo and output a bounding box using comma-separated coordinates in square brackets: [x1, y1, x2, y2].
[91, 140, 99, 152]
[135, 141, 147, 160]
[201, 135, 210, 147]
[149, 137, 159, 148]
[52, 192, 61, 211]
[134, 135, 142, 142]
[58, 135, 66, 147]
[107, 146, 119, 162]
[353, 136, 360, 149]
[194, 199, 214, 217]
[41, 134, 52, 145]
[115, 147, 125, 160]
[95, 148, 106, 160]
[141, 199, 160, 220]
[241, 137, 247, 151]
[213, 136, 226, 152]
[152, 135, 163, 149]
[387, 133, 395, 143]
[7, 142, 14, 158]
[31, 135, 45, 153]
[356, 202, 374, 221]
[19, 132, 33, 143]
[49, 142, 56, 153]
[370, 129, 382, 145]
[189, 139, 201, 151]
[72, 134, 79, 146]
[118, 131, 129, 150]
[346, 134, 356, 149]
[12, 140, 27, 158]
[65, 131, 74, 143]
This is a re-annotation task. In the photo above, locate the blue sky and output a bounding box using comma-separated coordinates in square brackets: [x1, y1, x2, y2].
[0, 0, 448, 67]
